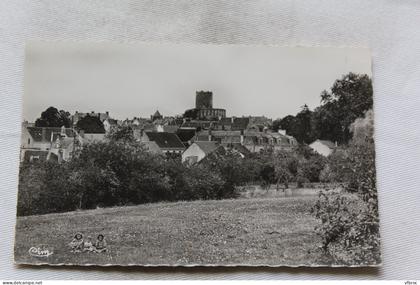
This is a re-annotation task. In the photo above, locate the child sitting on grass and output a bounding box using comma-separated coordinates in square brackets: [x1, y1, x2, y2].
[68, 233, 84, 253]
[94, 234, 107, 253]
[83, 236, 95, 252]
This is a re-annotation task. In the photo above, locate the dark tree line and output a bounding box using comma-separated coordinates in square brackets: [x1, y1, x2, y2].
[272, 73, 373, 144]
[34, 107, 105, 133]
[35, 107, 71, 128]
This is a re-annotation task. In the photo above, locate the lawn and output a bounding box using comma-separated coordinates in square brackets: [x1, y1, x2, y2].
[14, 195, 333, 266]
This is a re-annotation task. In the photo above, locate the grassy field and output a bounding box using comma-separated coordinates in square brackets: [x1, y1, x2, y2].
[14, 195, 334, 266]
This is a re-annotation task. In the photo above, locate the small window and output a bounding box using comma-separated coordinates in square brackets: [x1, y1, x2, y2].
[27, 138, 30, 145]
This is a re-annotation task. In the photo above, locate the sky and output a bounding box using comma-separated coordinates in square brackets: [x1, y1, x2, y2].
[23, 42, 372, 122]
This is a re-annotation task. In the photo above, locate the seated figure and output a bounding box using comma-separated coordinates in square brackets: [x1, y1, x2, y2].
[68, 233, 84, 253]
[83, 236, 95, 252]
[94, 234, 107, 253]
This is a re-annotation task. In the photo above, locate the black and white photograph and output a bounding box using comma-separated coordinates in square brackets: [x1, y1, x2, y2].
[14, 42, 379, 267]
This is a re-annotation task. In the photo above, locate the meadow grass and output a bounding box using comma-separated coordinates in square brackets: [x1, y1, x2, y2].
[14, 196, 333, 266]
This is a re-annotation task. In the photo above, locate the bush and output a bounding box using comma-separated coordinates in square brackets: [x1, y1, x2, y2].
[17, 161, 79, 216]
[312, 110, 380, 265]
[18, 140, 243, 216]
[298, 155, 326, 183]
[184, 165, 225, 200]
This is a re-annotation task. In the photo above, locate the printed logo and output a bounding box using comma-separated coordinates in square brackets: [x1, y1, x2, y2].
[28, 244, 54, 257]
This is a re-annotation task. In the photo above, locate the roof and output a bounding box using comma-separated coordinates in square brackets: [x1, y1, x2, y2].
[176, 128, 196, 142]
[81, 133, 106, 144]
[163, 125, 179, 133]
[106, 118, 118, 125]
[142, 141, 163, 154]
[219, 117, 233, 125]
[181, 121, 211, 129]
[315, 139, 336, 148]
[198, 130, 242, 136]
[23, 150, 49, 162]
[249, 116, 272, 125]
[145, 132, 185, 149]
[230, 143, 251, 156]
[27, 127, 76, 142]
[232, 117, 250, 130]
[153, 110, 162, 117]
[194, 141, 220, 154]
[59, 137, 74, 149]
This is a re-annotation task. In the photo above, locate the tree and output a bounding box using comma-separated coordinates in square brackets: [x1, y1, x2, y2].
[294, 104, 315, 143]
[312, 109, 380, 265]
[297, 155, 326, 183]
[106, 125, 135, 143]
[35, 107, 71, 128]
[277, 105, 314, 143]
[76, 115, 105, 133]
[279, 115, 296, 133]
[273, 151, 298, 190]
[312, 73, 373, 143]
[17, 160, 78, 216]
[184, 165, 225, 200]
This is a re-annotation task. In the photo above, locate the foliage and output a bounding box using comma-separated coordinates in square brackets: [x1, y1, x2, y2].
[274, 106, 315, 143]
[312, 73, 373, 143]
[312, 109, 380, 265]
[106, 125, 136, 143]
[18, 140, 243, 216]
[298, 155, 327, 183]
[76, 115, 105, 133]
[184, 165, 225, 200]
[68, 162, 120, 209]
[17, 161, 78, 216]
[273, 73, 373, 144]
[272, 150, 298, 189]
[276, 115, 295, 133]
[35, 106, 71, 128]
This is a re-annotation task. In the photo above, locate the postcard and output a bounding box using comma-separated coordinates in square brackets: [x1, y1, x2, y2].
[15, 42, 380, 266]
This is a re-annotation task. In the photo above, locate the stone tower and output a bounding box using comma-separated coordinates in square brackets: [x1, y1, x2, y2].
[195, 91, 213, 109]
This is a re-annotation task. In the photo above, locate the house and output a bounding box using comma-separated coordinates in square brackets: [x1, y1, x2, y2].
[49, 135, 76, 162]
[156, 124, 179, 133]
[215, 117, 250, 131]
[181, 141, 221, 164]
[226, 143, 251, 158]
[71, 111, 110, 125]
[309, 139, 337, 156]
[103, 118, 119, 133]
[176, 128, 197, 147]
[20, 125, 77, 162]
[194, 129, 297, 152]
[141, 132, 185, 155]
[141, 141, 163, 154]
[23, 150, 50, 162]
[78, 132, 106, 145]
[151, 110, 163, 122]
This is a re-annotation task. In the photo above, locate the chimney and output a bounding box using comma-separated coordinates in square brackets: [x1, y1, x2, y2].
[41, 128, 47, 142]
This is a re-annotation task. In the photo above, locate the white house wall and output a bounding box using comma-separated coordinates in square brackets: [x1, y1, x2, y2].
[309, 141, 333, 157]
[182, 143, 206, 163]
